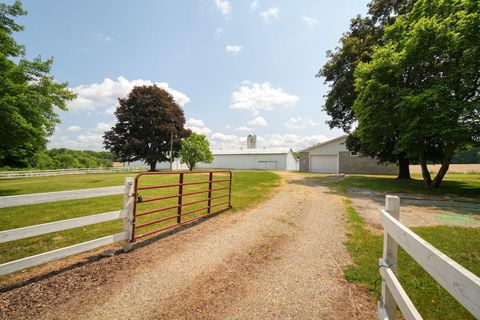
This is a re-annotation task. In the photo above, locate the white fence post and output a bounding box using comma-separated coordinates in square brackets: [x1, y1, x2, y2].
[381, 195, 400, 320]
[122, 177, 134, 252]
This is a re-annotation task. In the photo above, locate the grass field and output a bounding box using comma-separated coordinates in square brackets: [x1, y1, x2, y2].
[339, 172, 480, 197]
[311, 174, 479, 319]
[0, 170, 281, 265]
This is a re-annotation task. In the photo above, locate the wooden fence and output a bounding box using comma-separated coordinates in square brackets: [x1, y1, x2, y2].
[379, 195, 480, 320]
[0, 178, 134, 276]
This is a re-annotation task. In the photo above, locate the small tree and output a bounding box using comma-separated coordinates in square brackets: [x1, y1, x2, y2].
[179, 133, 213, 171]
[104, 85, 191, 171]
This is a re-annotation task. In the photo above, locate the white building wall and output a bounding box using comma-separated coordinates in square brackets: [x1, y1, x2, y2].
[307, 137, 348, 155]
[199, 154, 287, 170]
[285, 150, 298, 170]
[125, 151, 294, 171]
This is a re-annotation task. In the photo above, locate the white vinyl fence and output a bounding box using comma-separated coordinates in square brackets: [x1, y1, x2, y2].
[378, 195, 480, 320]
[0, 178, 134, 276]
[0, 167, 148, 179]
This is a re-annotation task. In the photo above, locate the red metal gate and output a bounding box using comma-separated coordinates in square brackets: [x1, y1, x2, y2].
[131, 170, 232, 242]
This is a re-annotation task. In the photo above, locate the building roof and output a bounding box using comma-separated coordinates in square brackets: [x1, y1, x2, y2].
[298, 135, 348, 153]
[212, 148, 292, 155]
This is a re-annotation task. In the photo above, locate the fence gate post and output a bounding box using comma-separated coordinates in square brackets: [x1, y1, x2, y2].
[122, 177, 134, 252]
[177, 173, 184, 224]
[207, 172, 213, 214]
[381, 195, 400, 319]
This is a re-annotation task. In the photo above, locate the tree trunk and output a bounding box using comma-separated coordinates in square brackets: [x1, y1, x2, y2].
[430, 143, 457, 188]
[397, 153, 411, 179]
[149, 162, 156, 172]
[419, 156, 432, 186]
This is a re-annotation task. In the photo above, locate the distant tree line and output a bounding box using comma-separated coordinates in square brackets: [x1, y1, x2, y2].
[0, 149, 118, 170]
[451, 148, 480, 164]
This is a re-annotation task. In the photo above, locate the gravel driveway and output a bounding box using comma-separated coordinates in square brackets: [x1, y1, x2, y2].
[0, 172, 375, 319]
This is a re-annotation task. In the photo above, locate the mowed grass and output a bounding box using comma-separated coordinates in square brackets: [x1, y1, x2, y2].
[339, 172, 480, 198]
[0, 170, 280, 265]
[343, 198, 480, 319]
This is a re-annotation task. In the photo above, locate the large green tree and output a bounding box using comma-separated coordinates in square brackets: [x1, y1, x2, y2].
[179, 133, 214, 171]
[318, 0, 416, 179]
[354, 0, 480, 187]
[0, 1, 76, 168]
[104, 85, 191, 171]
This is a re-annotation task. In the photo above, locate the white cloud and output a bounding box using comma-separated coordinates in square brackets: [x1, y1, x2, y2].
[283, 117, 318, 130]
[95, 33, 113, 42]
[235, 126, 252, 132]
[95, 122, 112, 132]
[68, 76, 190, 113]
[48, 132, 105, 151]
[208, 132, 328, 150]
[250, 0, 259, 10]
[186, 118, 205, 127]
[225, 45, 242, 55]
[230, 81, 299, 111]
[105, 106, 117, 115]
[67, 125, 82, 132]
[260, 7, 279, 22]
[248, 116, 268, 127]
[213, 0, 231, 15]
[186, 118, 211, 135]
[302, 15, 318, 28]
[214, 27, 227, 39]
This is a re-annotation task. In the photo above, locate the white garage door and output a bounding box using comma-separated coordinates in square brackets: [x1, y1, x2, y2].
[310, 155, 338, 173]
[257, 161, 277, 170]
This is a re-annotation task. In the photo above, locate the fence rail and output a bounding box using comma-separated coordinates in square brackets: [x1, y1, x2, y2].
[378, 195, 480, 320]
[0, 178, 135, 276]
[0, 166, 148, 179]
[0, 185, 125, 208]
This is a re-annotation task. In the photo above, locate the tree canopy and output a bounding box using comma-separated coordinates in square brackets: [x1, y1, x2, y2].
[179, 133, 214, 171]
[104, 85, 191, 171]
[353, 0, 480, 187]
[0, 1, 77, 168]
[318, 0, 417, 179]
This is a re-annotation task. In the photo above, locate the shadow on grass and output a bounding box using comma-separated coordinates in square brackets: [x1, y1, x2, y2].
[341, 175, 480, 198]
[0, 189, 20, 197]
[0, 209, 226, 293]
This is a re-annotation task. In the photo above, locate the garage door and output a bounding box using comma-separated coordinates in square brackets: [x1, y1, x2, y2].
[310, 155, 338, 173]
[257, 161, 277, 170]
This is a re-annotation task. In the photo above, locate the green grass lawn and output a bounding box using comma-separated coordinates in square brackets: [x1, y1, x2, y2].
[307, 174, 479, 319]
[339, 172, 480, 198]
[0, 170, 280, 266]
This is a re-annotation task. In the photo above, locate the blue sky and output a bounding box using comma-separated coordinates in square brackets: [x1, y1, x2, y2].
[15, 0, 369, 151]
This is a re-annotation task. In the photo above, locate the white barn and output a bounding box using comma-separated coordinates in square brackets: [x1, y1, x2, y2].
[126, 148, 298, 171]
[198, 148, 298, 171]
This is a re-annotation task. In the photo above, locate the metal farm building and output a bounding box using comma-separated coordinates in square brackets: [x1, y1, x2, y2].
[198, 148, 298, 171]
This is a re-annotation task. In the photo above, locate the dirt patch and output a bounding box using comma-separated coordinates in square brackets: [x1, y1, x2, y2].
[348, 188, 480, 232]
